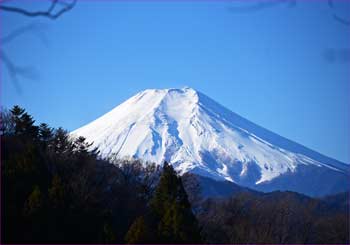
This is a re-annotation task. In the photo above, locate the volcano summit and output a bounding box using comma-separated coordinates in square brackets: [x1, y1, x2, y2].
[72, 87, 349, 196]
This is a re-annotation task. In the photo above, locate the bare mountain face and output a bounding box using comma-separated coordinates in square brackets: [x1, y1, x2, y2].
[72, 88, 349, 196]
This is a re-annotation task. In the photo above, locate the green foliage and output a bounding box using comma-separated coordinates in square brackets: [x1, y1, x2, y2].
[53, 127, 73, 155]
[196, 191, 350, 244]
[103, 223, 116, 243]
[125, 216, 150, 244]
[48, 175, 65, 208]
[23, 185, 43, 216]
[126, 162, 202, 244]
[2, 105, 163, 243]
[2, 105, 348, 244]
[10, 105, 38, 138]
[39, 123, 53, 143]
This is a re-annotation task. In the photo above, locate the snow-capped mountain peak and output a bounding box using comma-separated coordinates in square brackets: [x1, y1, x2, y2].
[72, 87, 349, 196]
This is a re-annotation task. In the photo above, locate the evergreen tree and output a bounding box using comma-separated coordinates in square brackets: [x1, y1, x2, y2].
[53, 127, 72, 154]
[10, 105, 25, 135]
[39, 123, 54, 143]
[73, 136, 99, 159]
[10, 105, 25, 130]
[126, 162, 202, 243]
[103, 223, 116, 243]
[74, 136, 90, 154]
[20, 113, 39, 138]
[24, 185, 43, 216]
[10, 105, 38, 138]
[125, 216, 151, 244]
[48, 175, 65, 209]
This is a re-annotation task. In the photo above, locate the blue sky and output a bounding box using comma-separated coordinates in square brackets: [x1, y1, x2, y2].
[1, 0, 349, 163]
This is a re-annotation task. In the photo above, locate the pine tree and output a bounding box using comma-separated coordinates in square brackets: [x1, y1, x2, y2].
[74, 136, 90, 153]
[53, 127, 72, 154]
[24, 185, 43, 216]
[103, 223, 116, 243]
[10, 105, 38, 138]
[10, 105, 25, 118]
[39, 123, 54, 143]
[20, 113, 39, 138]
[10, 105, 25, 135]
[153, 162, 201, 243]
[48, 175, 65, 208]
[125, 216, 146, 243]
[126, 162, 202, 243]
[73, 136, 98, 158]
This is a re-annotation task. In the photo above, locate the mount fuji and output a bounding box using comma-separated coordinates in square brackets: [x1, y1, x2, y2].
[72, 87, 349, 196]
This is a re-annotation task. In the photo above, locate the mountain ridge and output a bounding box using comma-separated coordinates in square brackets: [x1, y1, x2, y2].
[72, 87, 349, 196]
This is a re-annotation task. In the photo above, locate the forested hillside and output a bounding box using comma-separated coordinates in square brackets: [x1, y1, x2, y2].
[1, 106, 348, 244]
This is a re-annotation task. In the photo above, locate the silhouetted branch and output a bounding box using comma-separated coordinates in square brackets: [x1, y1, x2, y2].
[328, 0, 350, 26]
[0, 50, 38, 93]
[333, 14, 350, 26]
[323, 48, 350, 64]
[0, 23, 47, 92]
[0, 1, 75, 93]
[228, 0, 296, 13]
[0, 0, 76, 19]
[229, 0, 349, 27]
[1, 23, 48, 45]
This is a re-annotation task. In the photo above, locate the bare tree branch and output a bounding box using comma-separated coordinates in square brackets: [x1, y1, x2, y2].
[327, 0, 350, 26]
[327, 0, 334, 8]
[323, 48, 350, 64]
[0, 0, 75, 93]
[228, 0, 296, 14]
[333, 14, 350, 26]
[0, 50, 38, 93]
[0, 0, 76, 20]
[1, 23, 48, 45]
[229, 0, 349, 27]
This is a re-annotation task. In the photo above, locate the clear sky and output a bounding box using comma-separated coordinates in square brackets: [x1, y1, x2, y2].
[1, 1, 349, 163]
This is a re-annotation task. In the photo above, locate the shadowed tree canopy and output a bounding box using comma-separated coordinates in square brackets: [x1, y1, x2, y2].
[1, 106, 348, 244]
[125, 162, 202, 244]
[1, 105, 157, 243]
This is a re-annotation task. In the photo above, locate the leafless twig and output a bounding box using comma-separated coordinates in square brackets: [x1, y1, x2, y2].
[323, 48, 350, 64]
[327, 0, 350, 26]
[228, 0, 296, 13]
[1, 23, 48, 45]
[0, 0, 77, 19]
[0, 0, 76, 93]
[229, 0, 349, 27]
[0, 50, 38, 93]
[333, 14, 350, 26]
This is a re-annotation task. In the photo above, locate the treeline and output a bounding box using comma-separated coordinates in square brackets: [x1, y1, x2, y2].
[1, 106, 349, 244]
[1, 106, 200, 243]
[183, 174, 350, 244]
[199, 192, 349, 244]
[182, 173, 350, 244]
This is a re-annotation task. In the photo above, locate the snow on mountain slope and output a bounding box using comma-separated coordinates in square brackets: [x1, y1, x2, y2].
[71, 87, 349, 196]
